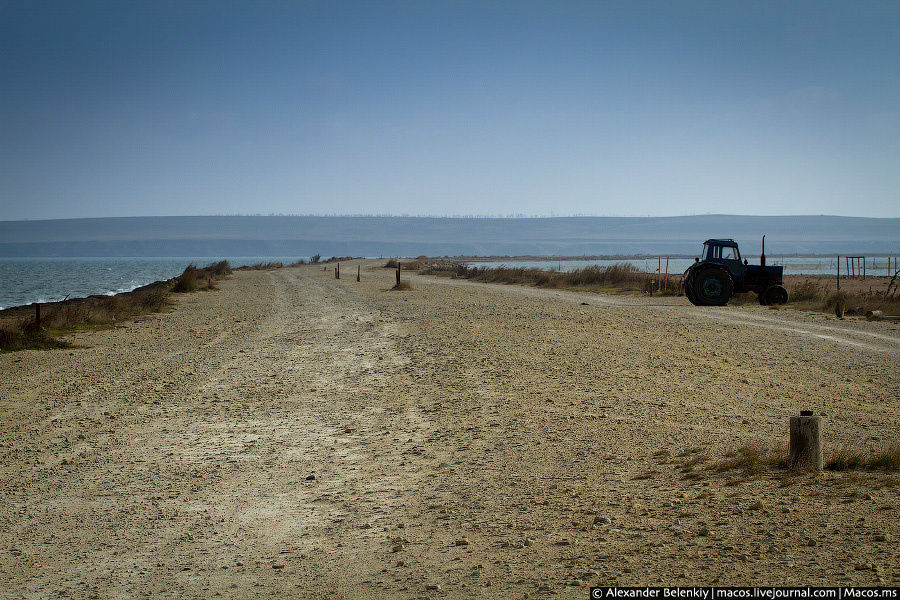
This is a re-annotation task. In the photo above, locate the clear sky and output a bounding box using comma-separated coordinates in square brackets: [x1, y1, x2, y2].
[1, 1, 898, 220]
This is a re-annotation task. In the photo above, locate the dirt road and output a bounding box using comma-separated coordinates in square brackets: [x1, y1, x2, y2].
[2, 262, 897, 598]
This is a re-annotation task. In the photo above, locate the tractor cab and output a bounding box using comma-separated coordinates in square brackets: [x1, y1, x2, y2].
[700, 239, 744, 280]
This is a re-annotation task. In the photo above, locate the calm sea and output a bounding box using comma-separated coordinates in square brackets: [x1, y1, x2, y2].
[0, 256, 307, 309]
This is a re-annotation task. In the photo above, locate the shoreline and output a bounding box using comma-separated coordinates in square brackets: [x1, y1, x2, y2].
[2, 259, 896, 342]
[3, 252, 897, 312]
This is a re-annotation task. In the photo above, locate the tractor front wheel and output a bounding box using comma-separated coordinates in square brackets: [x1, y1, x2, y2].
[761, 285, 788, 306]
[691, 267, 734, 306]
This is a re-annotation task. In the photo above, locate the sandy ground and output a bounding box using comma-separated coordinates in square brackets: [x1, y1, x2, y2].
[1, 261, 898, 598]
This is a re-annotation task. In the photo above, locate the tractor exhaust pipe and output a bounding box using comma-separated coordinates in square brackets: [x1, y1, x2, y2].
[761, 235, 766, 267]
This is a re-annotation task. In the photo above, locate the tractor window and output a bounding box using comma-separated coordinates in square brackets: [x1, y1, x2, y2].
[701, 243, 709, 260]
[722, 246, 739, 261]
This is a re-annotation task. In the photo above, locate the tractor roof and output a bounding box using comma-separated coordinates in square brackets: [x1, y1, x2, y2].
[704, 238, 738, 246]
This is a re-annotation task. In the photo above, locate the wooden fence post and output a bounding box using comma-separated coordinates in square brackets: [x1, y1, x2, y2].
[836, 255, 840, 292]
[335, 262, 340, 279]
[357, 265, 361, 282]
[396, 262, 401, 286]
[664, 256, 669, 292]
[657, 256, 661, 293]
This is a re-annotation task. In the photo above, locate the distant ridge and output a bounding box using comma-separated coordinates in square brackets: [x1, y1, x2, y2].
[0, 215, 897, 257]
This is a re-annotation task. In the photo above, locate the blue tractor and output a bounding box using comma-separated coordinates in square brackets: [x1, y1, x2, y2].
[683, 236, 788, 306]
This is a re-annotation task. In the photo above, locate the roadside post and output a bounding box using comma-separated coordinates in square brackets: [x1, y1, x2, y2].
[664, 257, 669, 292]
[836, 256, 840, 292]
[657, 256, 662, 293]
[790, 411, 823, 471]
[357, 265, 361, 282]
[396, 262, 401, 286]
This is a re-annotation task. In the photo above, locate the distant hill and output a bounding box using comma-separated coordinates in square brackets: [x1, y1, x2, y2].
[0, 215, 897, 257]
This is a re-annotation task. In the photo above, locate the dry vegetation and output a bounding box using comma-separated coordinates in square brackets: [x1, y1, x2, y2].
[0, 260, 234, 352]
[701, 443, 900, 477]
[786, 274, 900, 317]
[420, 261, 683, 295]
[418, 259, 899, 313]
[384, 258, 420, 270]
[827, 444, 900, 472]
[234, 262, 284, 271]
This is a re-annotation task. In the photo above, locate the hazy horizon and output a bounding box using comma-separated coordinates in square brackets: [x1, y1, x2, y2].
[1, 214, 896, 257]
[3, 2, 899, 220]
[4, 211, 899, 223]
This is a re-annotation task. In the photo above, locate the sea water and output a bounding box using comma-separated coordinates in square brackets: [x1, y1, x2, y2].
[0, 256, 307, 309]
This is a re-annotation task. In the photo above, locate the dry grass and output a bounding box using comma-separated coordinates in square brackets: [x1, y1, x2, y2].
[709, 443, 900, 476]
[0, 323, 71, 351]
[205, 260, 232, 277]
[0, 259, 234, 352]
[172, 264, 200, 293]
[234, 262, 284, 271]
[391, 281, 415, 291]
[0, 284, 170, 352]
[870, 444, 900, 470]
[782, 275, 900, 316]
[420, 261, 467, 277]
[827, 444, 900, 472]
[675, 447, 710, 479]
[419, 261, 688, 296]
[826, 447, 866, 471]
[788, 279, 825, 303]
[419, 260, 690, 295]
[714, 446, 789, 474]
[823, 290, 899, 316]
[384, 259, 420, 270]
[173, 262, 231, 292]
[439, 263, 664, 293]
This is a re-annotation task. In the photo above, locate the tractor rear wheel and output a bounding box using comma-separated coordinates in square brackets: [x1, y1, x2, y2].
[761, 284, 788, 306]
[690, 266, 734, 306]
[684, 274, 699, 305]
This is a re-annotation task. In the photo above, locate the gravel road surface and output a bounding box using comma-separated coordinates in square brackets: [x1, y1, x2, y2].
[2, 261, 897, 598]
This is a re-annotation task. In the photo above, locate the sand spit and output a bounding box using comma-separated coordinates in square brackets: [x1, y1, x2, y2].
[1, 260, 897, 598]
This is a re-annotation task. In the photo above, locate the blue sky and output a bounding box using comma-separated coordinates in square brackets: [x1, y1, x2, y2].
[1, 1, 898, 220]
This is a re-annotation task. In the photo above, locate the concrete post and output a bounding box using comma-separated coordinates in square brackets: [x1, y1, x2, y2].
[790, 411, 823, 471]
